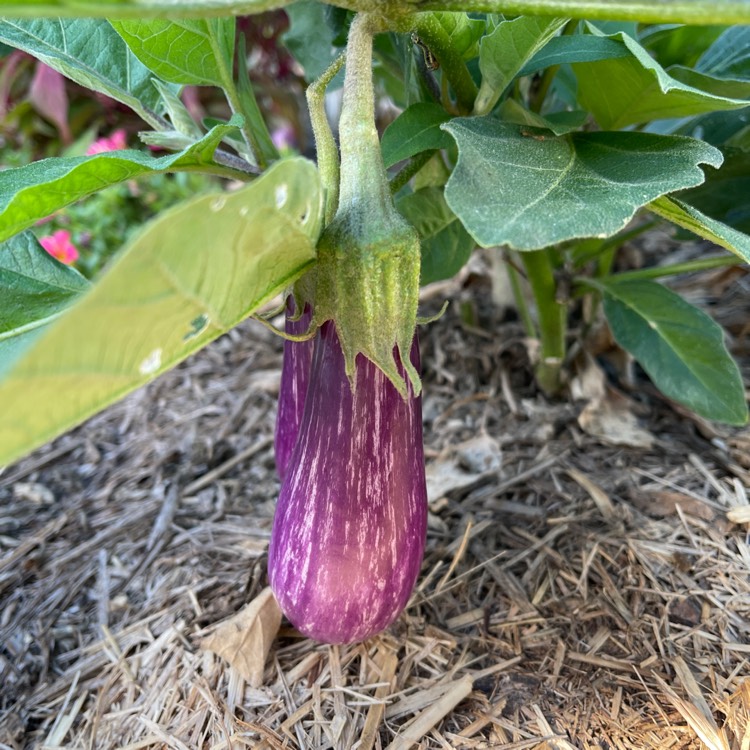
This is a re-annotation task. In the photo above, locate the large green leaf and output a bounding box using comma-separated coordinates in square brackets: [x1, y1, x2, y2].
[0, 116, 245, 244]
[600, 278, 747, 425]
[0, 18, 166, 125]
[0, 158, 322, 468]
[475, 16, 567, 115]
[442, 117, 722, 251]
[648, 196, 750, 264]
[0, 232, 90, 379]
[381, 103, 453, 168]
[0, 0, 749, 24]
[397, 186, 475, 285]
[110, 18, 235, 87]
[574, 30, 749, 129]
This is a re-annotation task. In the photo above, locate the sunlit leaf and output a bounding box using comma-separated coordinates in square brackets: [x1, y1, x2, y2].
[110, 18, 235, 86]
[0, 158, 322, 467]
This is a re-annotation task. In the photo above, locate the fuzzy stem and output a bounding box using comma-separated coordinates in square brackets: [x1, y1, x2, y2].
[412, 13, 478, 114]
[307, 52, 346, 225]
[337, 13, 390, 215]
[521, 249, 567, 396]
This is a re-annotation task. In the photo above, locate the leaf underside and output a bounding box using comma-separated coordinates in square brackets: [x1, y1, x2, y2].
[0, 158, 322, 468]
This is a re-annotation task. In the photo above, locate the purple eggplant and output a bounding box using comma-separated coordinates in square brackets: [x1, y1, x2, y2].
[274, 300, 315, 480]
[268, 322, 427, 644]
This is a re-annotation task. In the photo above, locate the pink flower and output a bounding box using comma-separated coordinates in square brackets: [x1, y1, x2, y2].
[39, 230, 79, 265]
[86, 128, 128, 155]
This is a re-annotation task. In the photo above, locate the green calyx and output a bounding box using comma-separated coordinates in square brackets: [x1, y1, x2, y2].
[301, 12, 423, 398]
[314, 200, 422, 398]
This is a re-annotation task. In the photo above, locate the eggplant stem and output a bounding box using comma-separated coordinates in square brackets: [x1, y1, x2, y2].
[307, 52, 346, 224]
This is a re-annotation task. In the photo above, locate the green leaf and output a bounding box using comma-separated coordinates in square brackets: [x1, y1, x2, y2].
[397, 186, 475, 285]
[696, 26, 750, 80]
[430, 12, 485, 60]
[0, 116, 245, 244]
[0, 158, 322, 468]
[0, 231, 90, 379]
[110, 18, 235, 87]
[648, 196, 750, 264]
[0, 18, 166, 125]
[282, 1, 344, 84]
[475, 16, 567, 116]
[638, 24, 724, 69]
[600, 278, 747, 425]
[442, 117, 722, 251]
[574, 30, 749, 129]
[381, 103, 453, 168]
[518, 34, 629, 78]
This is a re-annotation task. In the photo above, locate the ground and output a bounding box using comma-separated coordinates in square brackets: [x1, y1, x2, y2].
[1, 248, 749, 749]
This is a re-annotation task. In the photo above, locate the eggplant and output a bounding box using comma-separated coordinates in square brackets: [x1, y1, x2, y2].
[268, 322, 427, 644]
[274, 300, 314, 480]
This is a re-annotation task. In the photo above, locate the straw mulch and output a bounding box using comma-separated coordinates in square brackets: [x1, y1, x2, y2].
[1, 253, 749, 750]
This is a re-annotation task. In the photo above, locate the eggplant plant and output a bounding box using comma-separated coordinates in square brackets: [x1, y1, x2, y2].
[0, 0, 749, 644]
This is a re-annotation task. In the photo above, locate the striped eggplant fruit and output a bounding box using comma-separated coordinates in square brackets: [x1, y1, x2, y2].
[268, 321, 427, 644]
[274, 300, 314, 480]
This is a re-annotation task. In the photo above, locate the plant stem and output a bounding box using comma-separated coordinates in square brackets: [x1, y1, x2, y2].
[411, 13, 478, 115]
[306, 52, 346, 224]
[591, 253, 742, 284]
[389, 150, 435, 194]
[213, 30, 276, 169]
[506, 252, 537, 338]
[337, 13, 390, 213]
[521, 249, 567, 396]
[235, 34, 279, 166]
[7, 1, 750, 26]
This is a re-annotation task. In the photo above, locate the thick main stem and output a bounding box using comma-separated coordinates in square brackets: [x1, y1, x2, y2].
[521, 250, 567, 396]
[337, 13, 390, 216]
